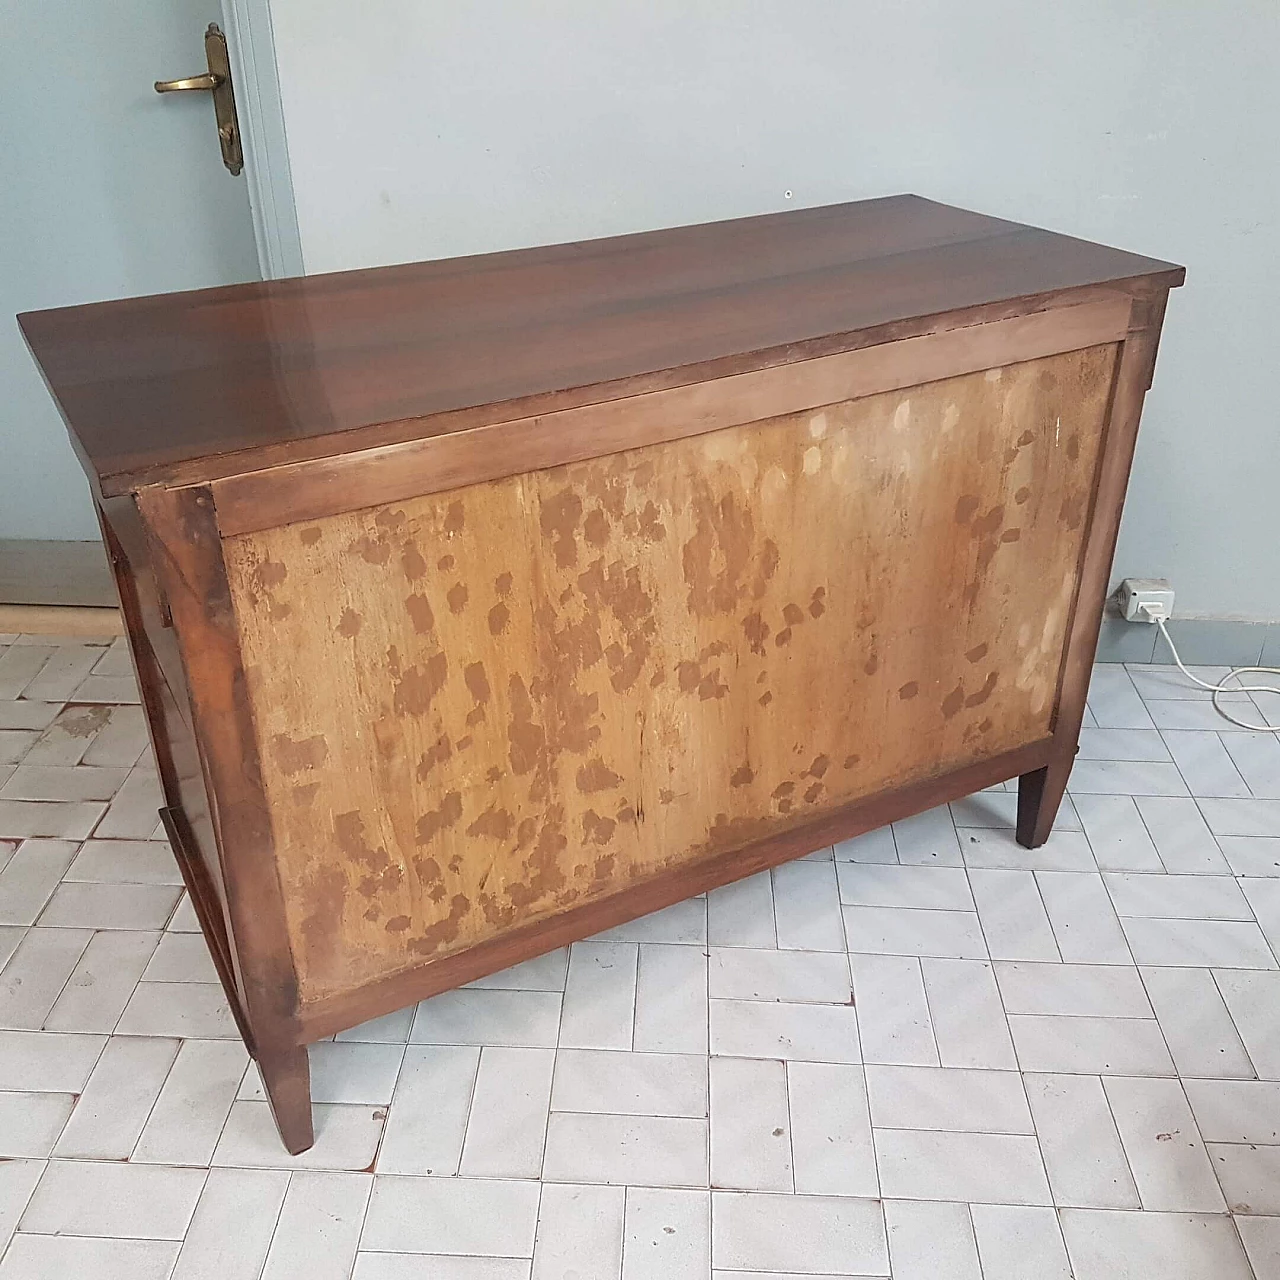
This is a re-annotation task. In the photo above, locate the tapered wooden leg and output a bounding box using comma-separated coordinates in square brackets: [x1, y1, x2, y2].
[258, 1044, 314, 1155]
[1016, 756, 1072, 849]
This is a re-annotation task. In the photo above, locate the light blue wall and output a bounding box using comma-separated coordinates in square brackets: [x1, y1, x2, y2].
[0, 1, 259, 540]
[270, 0, 1280, 620]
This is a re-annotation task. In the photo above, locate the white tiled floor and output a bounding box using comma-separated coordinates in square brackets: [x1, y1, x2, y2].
[2, 636, 1280, 1278]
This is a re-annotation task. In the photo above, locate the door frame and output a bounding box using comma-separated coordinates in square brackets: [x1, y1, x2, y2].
[221, 0, 303, 278]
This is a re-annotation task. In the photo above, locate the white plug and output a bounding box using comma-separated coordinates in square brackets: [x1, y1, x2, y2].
[1117, 577, 1175, 624]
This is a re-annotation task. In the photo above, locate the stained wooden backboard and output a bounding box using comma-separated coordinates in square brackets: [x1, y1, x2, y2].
[223, 343, 1117, 1002]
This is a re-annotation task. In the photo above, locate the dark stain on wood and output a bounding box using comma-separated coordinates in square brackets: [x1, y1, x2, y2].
[272, 732, 329, 776]
[941, 682, 966, 719]
[965, 672, 999, 708]
[416, 734, 451, 780]
[405, 593, 435, 635]
[392, 652, 448, 717]
[416, 790, 463, 844]
[577, 758, 623, 794]
[584, 508, 611, 547]
[402, 546, 427, 580]
[540, 489, 583, 569]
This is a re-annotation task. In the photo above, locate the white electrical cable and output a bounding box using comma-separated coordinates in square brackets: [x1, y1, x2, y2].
[1142, 607, 1280, 732]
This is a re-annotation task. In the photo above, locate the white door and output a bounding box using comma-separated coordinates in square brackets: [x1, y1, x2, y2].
[1, 1, 261, 542]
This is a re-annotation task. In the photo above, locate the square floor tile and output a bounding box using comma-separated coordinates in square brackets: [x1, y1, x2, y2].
[0, 1029, 106, 1091]
[865, 1064, 1032, 1134]
[786, 1061, 877, 1197]
[411, 989, 562, 1048]
[850, 953, 937, 1066]
[260, 1169, 370, 1280]
[1008, 1014, 1174, 1075]
[885, 1199, 982, 1280]
[1024, 1073, 1140, 1209]
[211, 1101, 383, 1171]
[996, 961, 1153, 1018]
[552, 1048, 706, 1118]
[711, 1191, 887, 1275]
[875, 1128, 1052, 1205]
[20, 1160, 205, 1239]
[1059, 1208, 1252, 1280]
[0, 1234, 179, 1280]
[709, 1056, 791, 1191]
[361, 1175, 539, 1258]
[1236, 1215, 1280, 1280]
[972, 1203, 1071, 1280]
[531, 1182, 623, 1280]
[460, 1046, 554, 1179]
[709, 999, 860, 1063]
[37, 882, 181, 930]
[1140, 967, 1255, 1078]
[921, 957, 1017, 1069]
[625, 1186, 708, 1280]
[542, 1112, 707, 1187]
[1209, 1143, 1280, 1215]
[6, 660, 1280, 1279]
[54, 1035, 179, 1159]
[842, 904, 987, 959]
[0, 1090, 75, 1157]
[1102, 1076, 1224, 1212]
[116, 981, 238, 1038]
[707, 947, 851, 1003]
[1121, 917, 1276, 969]
[171, 1166, 289, 1280]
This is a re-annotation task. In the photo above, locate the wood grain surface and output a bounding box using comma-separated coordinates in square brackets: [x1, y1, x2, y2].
[210, 297, 1130, 537]
[223, 343, 1118, 1003]
[19, 196, 1179, 496]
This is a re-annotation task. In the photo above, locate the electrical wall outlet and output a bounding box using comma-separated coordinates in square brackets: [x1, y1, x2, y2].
[1118, 577, 1175, 623]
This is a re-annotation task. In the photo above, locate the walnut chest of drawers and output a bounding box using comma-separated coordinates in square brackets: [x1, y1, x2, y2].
[20, 195, 1183, 1151]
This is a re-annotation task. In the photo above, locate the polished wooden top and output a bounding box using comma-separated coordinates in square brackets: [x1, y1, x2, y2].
[19, 195, 1183, 496]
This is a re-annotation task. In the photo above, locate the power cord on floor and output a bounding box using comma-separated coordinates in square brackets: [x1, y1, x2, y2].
[1137, 603, 1280, 732]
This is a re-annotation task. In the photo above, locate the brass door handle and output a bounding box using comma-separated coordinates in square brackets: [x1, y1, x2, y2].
[153, 24, 243, 175]
[155, 72, 224, 93]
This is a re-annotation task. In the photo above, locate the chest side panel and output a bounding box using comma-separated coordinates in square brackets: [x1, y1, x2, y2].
[223, 342, 1117, 1002]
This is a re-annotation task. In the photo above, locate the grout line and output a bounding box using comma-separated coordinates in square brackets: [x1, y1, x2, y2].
[907, 956, 943, 1068]
[450, 1043, 485, 1178]
[965, 1201, 989, 1280]
[14, 662, 1280, 1263]
[0, 1163, 45, 1275]
[253, 1168, 296, 1280]
[1128, 790, 1171, 875]
[26, 926, 96, 1032]
[1207, 968, 1263, 1082]
[782, 1058, 797, 1194]
[1027, 870, 1067, 965]
[116, 1025, 183, 1163]
[619, 1183, 632, 1276]
[358, 1039, 407, 1176]
[528, 1177, 547, 1276]
[626, 938, 640, 1054]
[1084, 1071, 1144, 1210]
[766, 866, 780, 950]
